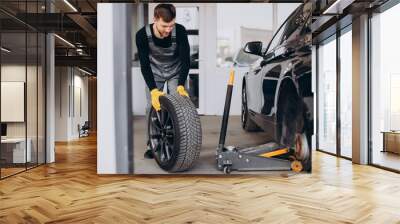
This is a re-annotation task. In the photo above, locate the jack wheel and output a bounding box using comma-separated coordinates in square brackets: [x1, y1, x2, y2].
[291, 160, 303, 173]
[223, 165, 232, 174]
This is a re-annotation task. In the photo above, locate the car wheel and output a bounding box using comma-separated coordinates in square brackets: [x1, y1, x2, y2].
[277, 90, 311, 170]
[241, 84, 260, 132]
[148, 93, 202, 172]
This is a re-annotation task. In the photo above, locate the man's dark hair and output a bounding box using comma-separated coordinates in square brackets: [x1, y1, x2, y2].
[154, 4, 176, 22]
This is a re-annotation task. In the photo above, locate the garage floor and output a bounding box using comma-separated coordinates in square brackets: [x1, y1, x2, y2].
[133, 115, 293, 174]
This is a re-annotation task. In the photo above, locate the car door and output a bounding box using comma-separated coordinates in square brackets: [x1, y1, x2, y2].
[260, 4, 306, 117]
[245, 56, 264, 113]
[246, 4, 305, 115]
[254, 7, 298, 116]
[245, 9, 291, 114]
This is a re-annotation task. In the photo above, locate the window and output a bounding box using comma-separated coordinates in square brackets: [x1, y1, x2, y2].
[370, 3, 400, 171]
[316, 25, 353, 160]
[0, 1, 47, 179]
[216, 3, 300, 67]
[339, 28, 352, 159]
[390, 75, 400, 130]
[280, 5, 303, 44]
[317, 36, 337, 155]
[266, 5, 303, 54]
[266, 22, 285, 54]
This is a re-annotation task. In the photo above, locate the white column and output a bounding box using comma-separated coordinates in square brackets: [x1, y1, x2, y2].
[312, 45, 317, 151]
[46, 33, 55, 163]
[352, 14, 369, 164]
[97, 3, 133, 174]
[200, 4, 217, 115]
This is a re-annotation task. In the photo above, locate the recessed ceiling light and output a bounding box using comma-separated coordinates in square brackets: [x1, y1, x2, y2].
[1, 47, 11, 53]
[54, 34, 75, 48]
[78, 67, 93, 76]
[323, 0, 355, 15]
[63, 0, 78, 12]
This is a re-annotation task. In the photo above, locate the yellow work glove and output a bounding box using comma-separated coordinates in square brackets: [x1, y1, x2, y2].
[150, 88, 165, 111]
[176, 85, 189, 97]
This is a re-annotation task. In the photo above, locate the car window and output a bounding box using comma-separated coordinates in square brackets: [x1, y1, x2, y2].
[264, 5, 303, 54]
[266, 24, 285, 54]
[300, 3, 312, 35]
[280, 5, 304, 44]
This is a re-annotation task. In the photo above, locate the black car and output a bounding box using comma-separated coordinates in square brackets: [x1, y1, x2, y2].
[241, 2, 313, 170]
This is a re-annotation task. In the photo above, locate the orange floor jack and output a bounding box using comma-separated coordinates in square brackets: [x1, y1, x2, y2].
[216, 70, 303, 174]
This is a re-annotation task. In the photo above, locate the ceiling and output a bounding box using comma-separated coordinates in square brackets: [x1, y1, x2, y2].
[0, 0, 100, 73]
[0, 0, 393, 74]
[0, 0, 293, 74]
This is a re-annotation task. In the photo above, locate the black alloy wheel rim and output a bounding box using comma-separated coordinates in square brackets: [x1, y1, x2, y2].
[149, 108, 175, 164]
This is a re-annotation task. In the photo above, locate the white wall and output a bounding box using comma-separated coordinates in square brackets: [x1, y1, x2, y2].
[55, 67, 89, 141]
[98, 4, 117, 174]
[1, 65, 26, 81]
[55, 67, 69, 141]
[72, 74, 89, 138]
[97, 3, 133, 174]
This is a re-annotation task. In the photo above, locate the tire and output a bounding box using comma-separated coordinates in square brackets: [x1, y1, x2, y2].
[148, 93, 202, 172]
[276, 88, 311, 170]
[241, 84, 260, 132]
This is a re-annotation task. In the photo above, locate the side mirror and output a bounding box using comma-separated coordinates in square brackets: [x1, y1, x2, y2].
[243, 41, 263, 56]
[233, 48, 261, 67]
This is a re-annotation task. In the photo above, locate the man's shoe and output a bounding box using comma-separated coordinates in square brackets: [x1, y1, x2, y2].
[144, 149, 154, 159]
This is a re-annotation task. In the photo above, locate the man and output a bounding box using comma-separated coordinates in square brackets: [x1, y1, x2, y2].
[136, 3, 190, 159]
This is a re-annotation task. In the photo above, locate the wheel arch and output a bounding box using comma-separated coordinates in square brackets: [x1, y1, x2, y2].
[242, 75, 248, 108]
[275, 76, 298, 120]
[242, 75, 247, 91]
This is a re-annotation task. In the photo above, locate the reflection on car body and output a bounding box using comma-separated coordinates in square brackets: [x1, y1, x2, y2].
[241, 2, 313, 171]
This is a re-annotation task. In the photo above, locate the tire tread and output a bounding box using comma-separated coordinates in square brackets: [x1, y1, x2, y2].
[159, 93, 202, 172]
